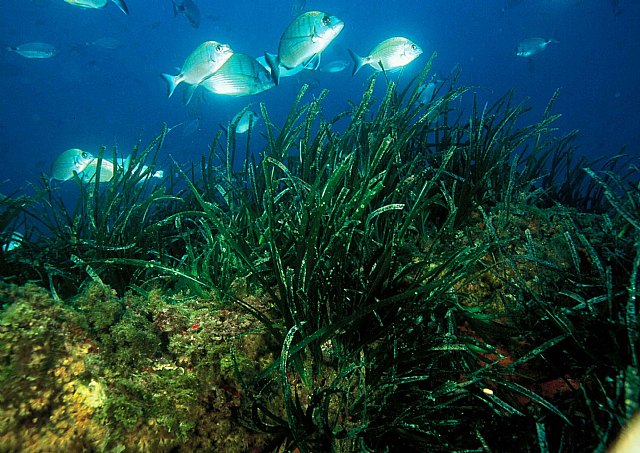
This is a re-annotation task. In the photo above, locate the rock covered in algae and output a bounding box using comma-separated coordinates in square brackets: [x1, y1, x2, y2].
[0, 281, 273, 452]
[0, 283, 107, 451]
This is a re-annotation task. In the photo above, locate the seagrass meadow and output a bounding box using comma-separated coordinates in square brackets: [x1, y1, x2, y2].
[0, 62, 638, 452]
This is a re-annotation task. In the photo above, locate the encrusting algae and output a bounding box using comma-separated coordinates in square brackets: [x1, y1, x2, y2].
[0, 282, 272, 452]
[0, 284, 107, 451]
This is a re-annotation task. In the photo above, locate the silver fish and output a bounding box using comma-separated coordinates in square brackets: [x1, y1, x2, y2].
[7, 42, 57, 59]
[182, 117, 201, 136]
[320, 59, 349, 73]
[51, 148, 118, 183]
[265, 11, 344, 85]
[63, 0, 128, 15]
[161, 41, 233, 98]
[516, 38, 558, 58]
[171, 0, 201, 28]
[78, 157, 115, 183]
[80, 155, 160, 184]
[417, 76, 443, 104]
[50, 148, 95, 181]
[1, 231, 23, 253]
[349, 37, 422, 76]
[86, 37, 121, 50]
[199, 53, 274, 98]
[233, 110, 259, 134]
[116, 157, 164, 179]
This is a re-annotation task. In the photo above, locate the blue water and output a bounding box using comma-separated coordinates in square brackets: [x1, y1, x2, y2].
[1, 0, 638, 195]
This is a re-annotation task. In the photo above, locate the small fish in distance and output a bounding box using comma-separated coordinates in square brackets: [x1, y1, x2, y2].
[7, 42, 58, 59]
[63, 0, 129, 15]
[515, 37, 558, 58]
[171, 0, 201, 28]
[233, 110, 259, 134]
[320, 60, 349, 73]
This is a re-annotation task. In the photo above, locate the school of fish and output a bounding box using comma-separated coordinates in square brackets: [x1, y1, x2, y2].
[5, 2, 563, 189]
[16, 6, 428, 184]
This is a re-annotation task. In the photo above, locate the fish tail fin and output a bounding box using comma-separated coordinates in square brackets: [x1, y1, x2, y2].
[348, 49, 365, 76]
[264, 52, 281, 86]
[171, 0, 179, 16]
[110, 0, 129, 15]
[161, 73, 180, 98]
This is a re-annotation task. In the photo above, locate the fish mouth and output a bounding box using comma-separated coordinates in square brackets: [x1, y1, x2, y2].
[402, 45, 422, 59]
[332, 20, 345, 35]
[219, 45, 232, 55]
[317, 20, 344, 42]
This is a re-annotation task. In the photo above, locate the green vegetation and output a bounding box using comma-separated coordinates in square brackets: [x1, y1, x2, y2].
[0, 60, 638, 451]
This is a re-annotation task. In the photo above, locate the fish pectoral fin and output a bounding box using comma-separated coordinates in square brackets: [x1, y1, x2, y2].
[309, 26, 319, 43]
[311, 33, 321, 43]
[183, 84, 199, 105]
[302, 54, 321, 70]
[110, 0, 129, 15]
[198, 71, 216, 85]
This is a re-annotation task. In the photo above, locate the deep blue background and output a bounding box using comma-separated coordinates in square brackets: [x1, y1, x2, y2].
[1, 0, 638, 195]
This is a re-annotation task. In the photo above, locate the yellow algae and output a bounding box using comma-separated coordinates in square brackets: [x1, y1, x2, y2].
[1, 281, 272, 451]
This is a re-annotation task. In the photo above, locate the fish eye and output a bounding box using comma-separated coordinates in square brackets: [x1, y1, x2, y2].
[411, 44, 417, 50]
[81, 152, 89, 158]
[321, 15, 331, 26]
[216, 44, 223, 52]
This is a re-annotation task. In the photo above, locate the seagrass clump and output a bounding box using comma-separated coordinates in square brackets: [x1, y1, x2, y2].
[161, 64, 639, 451]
